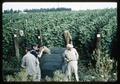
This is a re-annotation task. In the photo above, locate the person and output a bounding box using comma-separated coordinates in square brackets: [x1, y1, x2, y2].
[30, 44, 39, 58]
[63, 44, 79, 81]
[21, 47, 41, 81]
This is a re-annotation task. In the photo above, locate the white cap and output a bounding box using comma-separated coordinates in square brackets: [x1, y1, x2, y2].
[67, 44, 73, 48]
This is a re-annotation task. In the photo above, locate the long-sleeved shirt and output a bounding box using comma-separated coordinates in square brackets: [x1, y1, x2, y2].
[63, 48, 79, 62]
[21, 52, 40, 76]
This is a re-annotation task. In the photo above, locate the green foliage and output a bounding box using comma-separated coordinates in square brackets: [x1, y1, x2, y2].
[45, 70, 66, 82]
[78, 59, 117, 82]
[96, 52, 115, 81]
[23, 8, 71, 13]
[89, 51, 117, 81]
[52, 70, 66, 81]
[3, 8, 117, 81]
[3, 8, 117, 55]
[45, 76, 52, 81]
[6, 69, 29, 81]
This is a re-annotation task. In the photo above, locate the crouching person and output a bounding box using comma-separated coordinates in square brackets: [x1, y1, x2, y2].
[21, 47, 41, 81]
[63, 44, 79, 81]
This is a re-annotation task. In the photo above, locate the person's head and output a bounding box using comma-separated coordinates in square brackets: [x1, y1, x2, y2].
[32, 44, 38, 50]
[38, 44, 43, 48]
[38, 45, 44, 51]
[25, 47, 31, 53]
[66, 44, 73, 50]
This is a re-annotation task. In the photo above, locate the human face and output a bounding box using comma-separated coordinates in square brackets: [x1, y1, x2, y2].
[33, 45, 38, 50]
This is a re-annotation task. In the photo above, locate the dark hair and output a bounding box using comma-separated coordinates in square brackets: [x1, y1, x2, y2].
[38, 44, 44, 48]
[25, 47, 31, 51]
[31, 43, 38, 48]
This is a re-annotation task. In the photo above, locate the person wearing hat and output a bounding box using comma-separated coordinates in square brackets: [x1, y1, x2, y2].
[63, 44, 79, 81]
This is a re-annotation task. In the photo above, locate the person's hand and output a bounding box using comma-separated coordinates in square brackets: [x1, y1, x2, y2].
[65, 59, 69, 62]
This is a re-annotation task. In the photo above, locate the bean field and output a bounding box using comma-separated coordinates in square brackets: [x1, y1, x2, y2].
[2, 8, 117, 81]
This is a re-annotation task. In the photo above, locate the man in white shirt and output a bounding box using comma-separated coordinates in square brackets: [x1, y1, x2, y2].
[21, 47, 44, 81]
[63, 44, 79, 81]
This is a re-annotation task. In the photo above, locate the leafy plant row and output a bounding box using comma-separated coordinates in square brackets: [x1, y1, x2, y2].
[2, 8, 117, 74]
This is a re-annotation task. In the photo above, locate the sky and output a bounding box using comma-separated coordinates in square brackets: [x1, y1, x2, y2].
[2, 2, 117, 12]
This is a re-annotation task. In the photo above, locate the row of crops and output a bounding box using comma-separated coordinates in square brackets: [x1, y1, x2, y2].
[2, 8, 117, 81]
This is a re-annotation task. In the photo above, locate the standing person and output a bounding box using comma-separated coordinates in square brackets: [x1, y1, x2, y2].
[21, 47, 41, 81]
[63, 44, 79, 81]
[30, 44, 45, 80]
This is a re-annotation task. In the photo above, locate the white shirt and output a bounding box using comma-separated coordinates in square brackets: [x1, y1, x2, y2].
[63, 48, 79, 61]
[21, 52, 40, 76]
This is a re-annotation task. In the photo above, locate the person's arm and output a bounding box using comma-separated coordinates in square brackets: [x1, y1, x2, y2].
[63, 51, 70, 62]
[21, 56, 26, 68]
[38, 48, 44, 58]
[74, 49, 79, 60]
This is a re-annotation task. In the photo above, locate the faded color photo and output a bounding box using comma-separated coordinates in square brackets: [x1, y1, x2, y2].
[2, 2, 117, 82]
